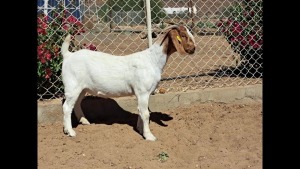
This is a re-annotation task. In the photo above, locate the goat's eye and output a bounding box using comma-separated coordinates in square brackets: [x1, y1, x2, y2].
[180, 33, 186, 38]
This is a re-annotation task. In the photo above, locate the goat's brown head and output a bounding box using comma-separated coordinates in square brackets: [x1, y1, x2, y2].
[160, 25, 196, 56]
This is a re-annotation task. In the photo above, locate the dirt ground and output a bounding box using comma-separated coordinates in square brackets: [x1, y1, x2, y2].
[38, 99, 262, 169]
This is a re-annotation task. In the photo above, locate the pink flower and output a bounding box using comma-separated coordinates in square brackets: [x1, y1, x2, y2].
[233, 25, 242, 34]
[38, 48, 44, 56]
[67, 15, 77, 24]
[76, 28, 85, 35]
[227, 19, 232, 26]
[233, 21, 238, 27]
[45, 52, 52, 60]
[230, 37, 237, 43]
[38, 56, 46, 64]
[247, 34, 256, 41]
[62, 24, 69, 30]
[37, 28, 46, 35]
[43, 15, 49, 22]
[249, 39, 255, 46]
[41, 22, 47, 29]
[45, 68, 52, 79]
[75, 21, 83, 27]
[230, 21, 242, 34]
[38, 44, 43, 50]
[252, 43, 260, 49]
[53, 12, 59, 18]
[63, 10, 69, 16]
[241, 22, 247, 27]
[237, 35, 244, 41]
[221, 28, 226, 33]
[37, 17, 42, 24]
[216, 21, 223, 27]
[86, 44, 97, 51]
[241, 40, 247, 47]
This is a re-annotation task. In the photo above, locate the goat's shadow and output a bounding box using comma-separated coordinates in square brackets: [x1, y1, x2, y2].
[62, 96, 173, 135]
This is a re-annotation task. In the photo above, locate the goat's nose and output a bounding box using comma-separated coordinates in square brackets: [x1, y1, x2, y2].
[189, 47, 195, 54]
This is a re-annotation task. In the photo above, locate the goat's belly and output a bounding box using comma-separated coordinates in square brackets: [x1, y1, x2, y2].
[96, 91, 133, 98]
[85, 84, 134, 98]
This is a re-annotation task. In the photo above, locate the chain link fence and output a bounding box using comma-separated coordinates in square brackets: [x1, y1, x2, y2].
[37, 0, 263, 100]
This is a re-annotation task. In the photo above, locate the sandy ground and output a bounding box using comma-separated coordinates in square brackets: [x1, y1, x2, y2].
[38, 100, 262, 169]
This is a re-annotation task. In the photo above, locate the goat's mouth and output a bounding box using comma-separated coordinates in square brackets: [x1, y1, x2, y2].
[185, 47, 195, 54]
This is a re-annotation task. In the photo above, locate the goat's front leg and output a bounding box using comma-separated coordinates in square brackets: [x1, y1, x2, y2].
[136, 94, 157, 141]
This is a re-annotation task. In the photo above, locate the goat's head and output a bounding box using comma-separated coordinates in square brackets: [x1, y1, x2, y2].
[160, 25, 196, 56]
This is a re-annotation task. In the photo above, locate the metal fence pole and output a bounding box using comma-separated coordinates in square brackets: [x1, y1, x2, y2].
[145, 0, 152, 47]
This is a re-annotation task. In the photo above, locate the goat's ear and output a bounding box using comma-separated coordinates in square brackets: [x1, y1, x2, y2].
[169, 29, 187, 55]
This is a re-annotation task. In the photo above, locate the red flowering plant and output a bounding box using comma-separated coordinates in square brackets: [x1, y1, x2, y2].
[37, 4, 89, 99]
[216, 0, 262, 77]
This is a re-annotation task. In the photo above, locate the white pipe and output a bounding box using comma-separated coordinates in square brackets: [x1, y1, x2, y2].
[145, 0, 152, 47]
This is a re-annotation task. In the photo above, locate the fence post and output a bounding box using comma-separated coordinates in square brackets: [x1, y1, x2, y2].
[145, 0, 152, 47]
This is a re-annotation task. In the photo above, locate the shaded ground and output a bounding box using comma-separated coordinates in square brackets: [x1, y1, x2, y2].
[38, 99, 262, 169]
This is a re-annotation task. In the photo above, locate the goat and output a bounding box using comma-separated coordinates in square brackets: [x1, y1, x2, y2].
[61, 25, 196, 141]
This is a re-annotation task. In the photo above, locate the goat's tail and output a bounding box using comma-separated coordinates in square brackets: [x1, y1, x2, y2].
[61, 34, 72, 58]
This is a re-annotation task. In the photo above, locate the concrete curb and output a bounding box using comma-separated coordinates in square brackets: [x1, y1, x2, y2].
[38, 84, 262, 124]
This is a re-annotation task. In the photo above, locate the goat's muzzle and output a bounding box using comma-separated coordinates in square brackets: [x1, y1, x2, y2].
[186, 46, 196, 54]
[187, 46, 195, 54]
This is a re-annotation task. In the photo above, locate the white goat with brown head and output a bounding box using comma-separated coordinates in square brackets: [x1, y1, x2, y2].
[61, 25, 196, 141]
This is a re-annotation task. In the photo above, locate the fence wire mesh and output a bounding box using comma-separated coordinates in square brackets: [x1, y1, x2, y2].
[37, 0, 263, 100]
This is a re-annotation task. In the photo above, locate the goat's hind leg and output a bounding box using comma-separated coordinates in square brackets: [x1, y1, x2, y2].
[136, 94, 157, 141]
[63, 88, 82, 137]
[136, 114, 143, 134]
[74, 90, 90, 125]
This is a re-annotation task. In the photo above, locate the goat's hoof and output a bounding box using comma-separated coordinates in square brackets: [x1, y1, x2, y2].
[79, 117, 90, 125]
[64, 128, 76, 137]
[144, 133, 157, 141]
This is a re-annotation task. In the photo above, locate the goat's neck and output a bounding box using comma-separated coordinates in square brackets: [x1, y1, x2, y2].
[147, 43, 169, 72]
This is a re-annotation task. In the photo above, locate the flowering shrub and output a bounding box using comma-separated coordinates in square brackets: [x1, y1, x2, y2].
[217, 0, 262, 77]
[37, 4, 96, 99]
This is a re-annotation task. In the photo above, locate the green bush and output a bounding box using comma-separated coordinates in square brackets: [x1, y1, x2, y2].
[217, 0, 262, 77]
[197, 21, 217, 28]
